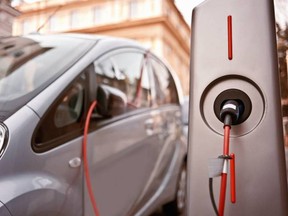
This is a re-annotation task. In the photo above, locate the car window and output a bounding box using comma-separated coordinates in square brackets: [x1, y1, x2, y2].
[0, 35, 94, 121]
[94, 51, 151, 114]
[0, 35, 93, 100]
[34, 74, 86, 151]
[54, 82, 84, 128]
[150, 58, 179, 105]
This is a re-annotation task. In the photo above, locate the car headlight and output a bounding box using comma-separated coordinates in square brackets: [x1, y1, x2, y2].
[0, 124, 8, 157]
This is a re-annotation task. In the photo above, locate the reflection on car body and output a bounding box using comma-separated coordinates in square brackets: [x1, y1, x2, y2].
[0, 34, 187, 216]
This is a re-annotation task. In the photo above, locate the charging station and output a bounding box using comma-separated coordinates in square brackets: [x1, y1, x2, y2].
[187, 0, 288, 215]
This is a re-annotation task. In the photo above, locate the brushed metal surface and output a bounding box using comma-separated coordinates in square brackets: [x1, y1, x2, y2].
[187, 0, 288, 215]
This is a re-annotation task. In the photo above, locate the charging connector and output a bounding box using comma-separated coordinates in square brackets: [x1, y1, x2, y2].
[220, 100, 241, 126]
[214, 89, 251, 125]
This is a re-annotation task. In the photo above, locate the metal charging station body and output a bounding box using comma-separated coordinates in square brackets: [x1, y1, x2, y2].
[187, 0, 288, 215]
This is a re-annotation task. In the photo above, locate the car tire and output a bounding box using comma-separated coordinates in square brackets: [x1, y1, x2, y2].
[163, 162, 187, 216]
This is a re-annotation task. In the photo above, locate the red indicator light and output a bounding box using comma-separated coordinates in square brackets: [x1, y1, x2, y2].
[230, 153, 236, 203]
[228, 15, 233, 60]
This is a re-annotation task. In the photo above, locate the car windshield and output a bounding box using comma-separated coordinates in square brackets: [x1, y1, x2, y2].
[0, 35, 94, 99]
[0, 34, 95, 120]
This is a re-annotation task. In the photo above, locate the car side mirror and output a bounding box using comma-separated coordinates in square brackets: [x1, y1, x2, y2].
[96, 84, 127, 117]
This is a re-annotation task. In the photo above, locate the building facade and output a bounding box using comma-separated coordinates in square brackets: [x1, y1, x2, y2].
[0, 0, 20, 36]
[13, 0, 191, 94]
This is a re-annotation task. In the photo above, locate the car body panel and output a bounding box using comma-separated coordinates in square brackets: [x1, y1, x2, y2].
[0, 106, 82, 216]
[0, 201, 11, 216]
[85, 109, 160, 215]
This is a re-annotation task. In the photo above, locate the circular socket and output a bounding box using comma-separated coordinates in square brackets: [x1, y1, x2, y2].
[214, 89, 252, 125]
[200, 75, 265, 137]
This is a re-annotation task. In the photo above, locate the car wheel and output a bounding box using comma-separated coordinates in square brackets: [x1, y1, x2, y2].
[163, 162, 187, 216]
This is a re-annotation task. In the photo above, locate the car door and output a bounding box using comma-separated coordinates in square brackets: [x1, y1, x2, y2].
[84, 49, 162, 216]
[141, 56, 182, 198]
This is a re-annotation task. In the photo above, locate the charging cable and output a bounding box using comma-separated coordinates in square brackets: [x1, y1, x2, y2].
[218, 124, 232, 216]
[209, 100, 241, 216]
[83, 101, 100, 216]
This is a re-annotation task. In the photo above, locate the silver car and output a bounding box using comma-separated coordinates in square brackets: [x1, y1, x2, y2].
[0, 34, 187, 216]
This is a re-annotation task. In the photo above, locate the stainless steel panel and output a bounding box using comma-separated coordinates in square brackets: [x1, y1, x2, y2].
[187, 0, 288, 215]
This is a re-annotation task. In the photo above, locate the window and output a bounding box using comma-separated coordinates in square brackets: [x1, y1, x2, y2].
[49, 16, 57, 31]
[0, 35, 94, 122]
[54, 82, 84, 128]
[70, 10, 81, 28]
[33, 75, 87, 151]
[129, 0, 138, 19]
[22, 19, 33, 35]
[150, 58, 178, 105]
[94, 51, 151, 114]
[94, 6, 104, 24]
[0, 35, 93, 101]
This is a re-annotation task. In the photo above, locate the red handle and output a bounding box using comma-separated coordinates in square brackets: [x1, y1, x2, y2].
[230, 153, 236, 203]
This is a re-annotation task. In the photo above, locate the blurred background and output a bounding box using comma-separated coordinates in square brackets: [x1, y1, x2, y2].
[0, 0, 288, 143]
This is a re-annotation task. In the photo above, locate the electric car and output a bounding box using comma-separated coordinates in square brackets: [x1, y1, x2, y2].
[0, 34, 187, 216]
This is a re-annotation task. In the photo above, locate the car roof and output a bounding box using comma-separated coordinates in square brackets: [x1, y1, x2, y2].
[27, 33, 145, 49]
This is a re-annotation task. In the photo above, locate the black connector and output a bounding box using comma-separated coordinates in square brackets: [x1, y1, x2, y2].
[220, 100, 242, 126]
[214, 89, 251, 125]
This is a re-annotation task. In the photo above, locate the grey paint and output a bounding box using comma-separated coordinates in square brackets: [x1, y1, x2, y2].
[0, 201, 11, 216]
[187, 0, 288, 215]
[84, 107, 182, 215]
[2, 106, 83, 216]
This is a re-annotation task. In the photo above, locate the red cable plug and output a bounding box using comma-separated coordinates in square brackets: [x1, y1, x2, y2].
[83, 101, 100, 216]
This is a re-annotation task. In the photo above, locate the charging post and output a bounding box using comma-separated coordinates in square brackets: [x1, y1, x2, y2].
[187, 0, 288, 215]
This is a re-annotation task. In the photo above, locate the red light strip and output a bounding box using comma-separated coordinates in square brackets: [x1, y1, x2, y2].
[228, 15, 233, 60]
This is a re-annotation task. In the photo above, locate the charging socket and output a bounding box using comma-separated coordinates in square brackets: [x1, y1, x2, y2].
[214, 89, 252, 125]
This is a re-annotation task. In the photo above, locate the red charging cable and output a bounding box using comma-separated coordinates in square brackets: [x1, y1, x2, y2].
[83, 101, 100, 216]
[210, 100, 239, 216]
[218, 125, 236, 216]
[218, 125, 231, 216]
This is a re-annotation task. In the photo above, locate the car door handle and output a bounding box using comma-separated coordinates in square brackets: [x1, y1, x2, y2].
[69, 157, 81, 168]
